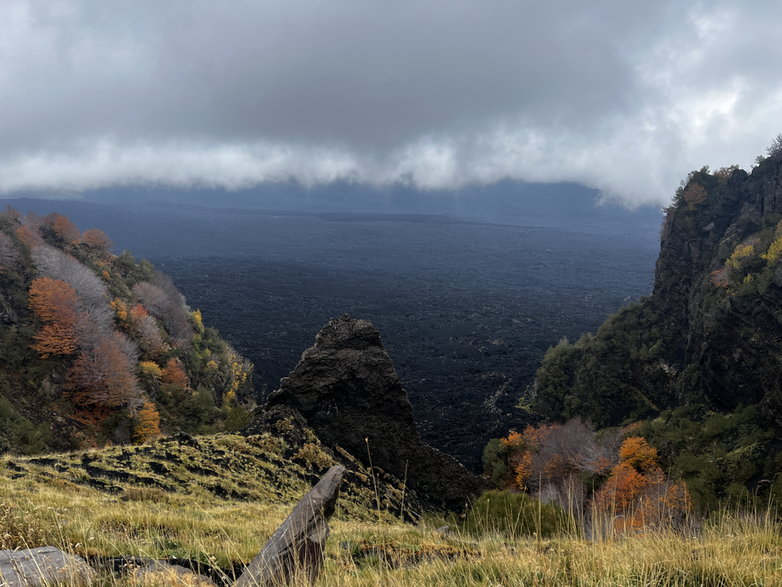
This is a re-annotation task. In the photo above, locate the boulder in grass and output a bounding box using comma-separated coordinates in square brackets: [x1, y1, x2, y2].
[0, 546, 95, 586]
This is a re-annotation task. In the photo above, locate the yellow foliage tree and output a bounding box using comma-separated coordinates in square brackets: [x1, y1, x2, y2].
[223, 351, 251, 405]
[110, 298, 128, 322]
[133, 400, 162, 443]
[139, 361, 163, 378]
[191, 309, 204, 333]
[726, 244, 755, 271]
[762, 235, 782, 264]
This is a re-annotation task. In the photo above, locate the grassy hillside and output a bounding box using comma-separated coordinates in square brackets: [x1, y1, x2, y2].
[0, 207, 254, 454]
[1, 435, 780, 585]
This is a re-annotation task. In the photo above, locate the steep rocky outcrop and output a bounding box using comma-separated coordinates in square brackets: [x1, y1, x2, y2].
[655, 160, 782, 416]
[534, 153, 782, 426]
[526, 148, 782, 507]
[246, 316, 480, 510]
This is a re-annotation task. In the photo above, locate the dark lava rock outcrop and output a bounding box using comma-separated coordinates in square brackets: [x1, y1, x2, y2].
[247, 315, 480, 510]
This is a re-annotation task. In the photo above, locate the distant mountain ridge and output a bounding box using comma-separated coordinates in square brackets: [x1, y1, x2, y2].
[3, 178, 662, 240]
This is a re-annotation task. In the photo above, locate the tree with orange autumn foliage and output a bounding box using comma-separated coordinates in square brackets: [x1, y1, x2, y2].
[129, 304, 148, 322]
[16, 225, 43, 249]
[133, 400, 162, 443]
[44, 213, 80, 243]
[619, 436, 659, 471]
[499, 428, 533, 489]
[28, 277, 80, 357]
[162, 357, 189, 396]
[487, 421, 691, 531]
[597, 462, 648, 512]
[66, 332, 140, 409]
[81, 228, 112, 250]
[592, 436, 690, 532]
[497, 419, 617, 494]
[501, 425, 554, 490]
[32, 246, 108, 309]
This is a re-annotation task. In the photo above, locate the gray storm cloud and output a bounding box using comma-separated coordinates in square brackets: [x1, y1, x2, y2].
[1, 0, 781, 206]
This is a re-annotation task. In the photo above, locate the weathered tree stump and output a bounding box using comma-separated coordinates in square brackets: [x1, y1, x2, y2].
[235, 465, 345, 586]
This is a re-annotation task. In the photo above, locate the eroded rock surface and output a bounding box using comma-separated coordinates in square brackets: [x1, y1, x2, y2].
[251, 316, 480, 510]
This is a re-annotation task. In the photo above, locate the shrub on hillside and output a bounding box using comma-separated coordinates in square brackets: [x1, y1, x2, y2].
[463, 490, 575, 538]
[640, 405, 778, 511]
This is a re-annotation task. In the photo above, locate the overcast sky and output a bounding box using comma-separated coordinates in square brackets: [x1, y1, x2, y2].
[1, 1, 780, 206]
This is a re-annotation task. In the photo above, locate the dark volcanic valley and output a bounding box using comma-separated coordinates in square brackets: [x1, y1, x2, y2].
[3, 196, 661, 469]
[151, 215, 659, 469]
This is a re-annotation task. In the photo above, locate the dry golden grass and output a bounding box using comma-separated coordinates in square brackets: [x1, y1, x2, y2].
[2, 438, 781, 586]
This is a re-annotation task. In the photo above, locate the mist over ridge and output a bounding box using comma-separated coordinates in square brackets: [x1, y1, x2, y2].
[3, 1, 782, 206]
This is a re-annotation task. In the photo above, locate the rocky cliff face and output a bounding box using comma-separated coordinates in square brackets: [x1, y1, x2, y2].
[246, 315, 480, 510]
[534, 152, 782, 427]
[655, 158, 782, 418]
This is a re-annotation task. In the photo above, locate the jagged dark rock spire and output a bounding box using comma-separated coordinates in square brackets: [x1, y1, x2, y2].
[259, 315, 480, 510]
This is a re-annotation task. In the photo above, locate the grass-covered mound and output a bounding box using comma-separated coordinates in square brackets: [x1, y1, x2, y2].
[462, 490, 575, 539]
[0, 433, 418, 529]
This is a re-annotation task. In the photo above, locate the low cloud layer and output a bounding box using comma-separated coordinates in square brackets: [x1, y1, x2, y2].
[2, 1, 781, 206]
